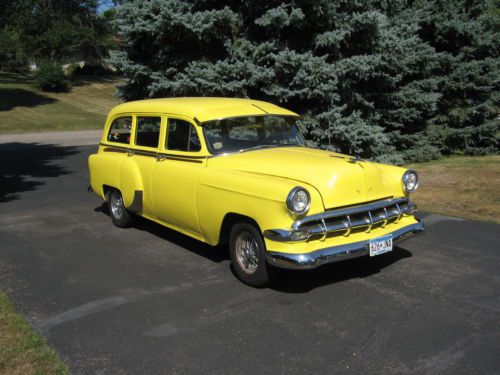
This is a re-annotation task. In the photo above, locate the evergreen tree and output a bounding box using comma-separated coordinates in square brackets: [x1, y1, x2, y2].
[110, 0, 499, 163]
[411, 0, 500, 156]
[0, 1, 115, 66]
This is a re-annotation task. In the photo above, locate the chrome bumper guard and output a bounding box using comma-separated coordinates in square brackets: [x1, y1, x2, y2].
[264, 197, 416, 243]
[266, 220, 424, 270]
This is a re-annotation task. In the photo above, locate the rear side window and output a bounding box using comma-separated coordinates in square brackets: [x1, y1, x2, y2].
[167, 119, 201, 152]
[107, 117, 132, 144]
[136, 117, 161, 148]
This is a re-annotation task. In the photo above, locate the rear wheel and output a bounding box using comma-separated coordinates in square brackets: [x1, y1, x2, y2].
[229, 222, 277, 287]
[107, 189, 134, 228]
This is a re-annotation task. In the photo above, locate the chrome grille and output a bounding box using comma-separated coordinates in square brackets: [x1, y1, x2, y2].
[293, 198, 416, 240]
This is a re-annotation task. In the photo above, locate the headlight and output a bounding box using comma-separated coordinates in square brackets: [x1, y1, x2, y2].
[286, 187, 311, 215]
[402, 170, 419, 193]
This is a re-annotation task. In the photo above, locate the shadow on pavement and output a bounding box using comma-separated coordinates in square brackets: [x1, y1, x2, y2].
[271, 247, 412, 293]
[95, 203, 230, 264]
[0, 88, 57, 111]
[0, 142, 77, 203]
[96, 202, 412, 291]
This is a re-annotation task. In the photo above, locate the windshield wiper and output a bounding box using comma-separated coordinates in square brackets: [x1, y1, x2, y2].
[238, 143, 303, 153]
[238, 144, 275, 153]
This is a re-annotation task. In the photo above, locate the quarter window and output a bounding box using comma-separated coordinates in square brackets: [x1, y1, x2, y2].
[107, 117, 132, 144]
[136, 117, 161, 148]
[167, 119, 201, 152]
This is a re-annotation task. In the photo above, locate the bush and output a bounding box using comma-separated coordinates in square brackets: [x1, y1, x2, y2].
[33, 61, 69, 92]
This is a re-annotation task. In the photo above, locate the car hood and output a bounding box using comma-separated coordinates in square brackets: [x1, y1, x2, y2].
[207, 147, 400, 209]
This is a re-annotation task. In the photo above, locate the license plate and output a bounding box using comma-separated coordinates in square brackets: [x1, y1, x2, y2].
[369, 234, 393, 257]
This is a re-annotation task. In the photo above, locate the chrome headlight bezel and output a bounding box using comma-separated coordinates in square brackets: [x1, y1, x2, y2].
[402, 170, 419, 193]
[286, 186, 311, 215]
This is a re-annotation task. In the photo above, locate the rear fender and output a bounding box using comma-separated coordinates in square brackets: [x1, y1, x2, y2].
[88, 149, 144, 208]
[118, 155, 144, 208]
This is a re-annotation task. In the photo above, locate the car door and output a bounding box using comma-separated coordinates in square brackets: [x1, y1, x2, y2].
[151, 116, 206, 238]
[129, 114, 165, 215]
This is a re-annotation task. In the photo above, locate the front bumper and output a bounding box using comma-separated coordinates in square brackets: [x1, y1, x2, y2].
[265, 220, 424, 270]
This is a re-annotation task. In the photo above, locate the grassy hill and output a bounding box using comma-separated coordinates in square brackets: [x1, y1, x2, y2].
[0, 72, 121, 134]
[407, 155, 500, 224]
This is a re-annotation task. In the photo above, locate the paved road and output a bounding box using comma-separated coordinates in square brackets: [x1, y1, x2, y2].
[0, 129, 101, 147]
[0, 142, 499, 374]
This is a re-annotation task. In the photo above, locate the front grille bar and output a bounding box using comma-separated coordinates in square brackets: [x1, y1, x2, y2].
[386, 208, 391, 226]
[344, 215, 352, 236]
[395, 203, 402, 222]
[367, 211, 373, 232]
[320, 218, 327, 242]
[263, 198, 418, 243]
[293, 197, 409, 229]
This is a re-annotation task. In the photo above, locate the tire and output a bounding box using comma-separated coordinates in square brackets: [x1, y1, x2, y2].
[229, 222, 277, 287]
[107, 189, 134, 228]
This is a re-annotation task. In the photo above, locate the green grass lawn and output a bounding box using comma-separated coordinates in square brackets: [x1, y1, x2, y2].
[0, 72, 121, 134]
[0, 292, 69, 375]
[407, 155, 500, 224]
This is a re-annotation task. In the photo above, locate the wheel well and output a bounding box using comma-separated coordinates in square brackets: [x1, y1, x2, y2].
[102, 185, 117, 200]
[219, 213, 261, 245]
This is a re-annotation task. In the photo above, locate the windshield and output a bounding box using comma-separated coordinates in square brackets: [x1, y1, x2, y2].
[202, 115, 305, 155]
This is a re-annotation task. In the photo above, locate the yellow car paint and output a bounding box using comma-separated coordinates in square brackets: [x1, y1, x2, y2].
[88, 97, 420, 257]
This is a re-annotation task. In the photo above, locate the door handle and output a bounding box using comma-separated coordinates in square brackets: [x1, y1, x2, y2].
[126, 149, 135, 156]
[156, 155, 167, 162]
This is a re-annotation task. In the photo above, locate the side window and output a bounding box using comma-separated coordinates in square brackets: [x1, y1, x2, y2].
[166, 119, 201, 152]
[107, 117, 132, 144]
[136, 116, 161, 148]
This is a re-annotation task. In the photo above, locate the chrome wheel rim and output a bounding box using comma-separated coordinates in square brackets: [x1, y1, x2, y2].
[235, 232, 259, 275]
[110, 193, 124, 219]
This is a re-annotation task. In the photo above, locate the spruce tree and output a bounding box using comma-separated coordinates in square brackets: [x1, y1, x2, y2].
[110, 0, 499, 163]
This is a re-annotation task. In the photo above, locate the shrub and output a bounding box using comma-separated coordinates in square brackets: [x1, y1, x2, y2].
[33, 61, 69, 92]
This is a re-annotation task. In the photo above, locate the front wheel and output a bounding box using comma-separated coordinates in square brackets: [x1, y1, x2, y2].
[229, 222, 277, 287]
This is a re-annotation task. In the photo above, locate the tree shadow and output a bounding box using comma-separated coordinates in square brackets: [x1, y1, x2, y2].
[0, 88, 57, 111]
[0, 71, 32, 84]
[0, 143, 77, 203]
[70, 75, 120, 87]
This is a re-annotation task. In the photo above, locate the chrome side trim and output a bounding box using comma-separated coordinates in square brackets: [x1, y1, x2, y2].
[266, 220, 424, 270]
[99, 142, 206, 163]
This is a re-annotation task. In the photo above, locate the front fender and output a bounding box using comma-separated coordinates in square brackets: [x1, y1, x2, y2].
[197, 169, 324, 246]
[371, 162, 409, 198]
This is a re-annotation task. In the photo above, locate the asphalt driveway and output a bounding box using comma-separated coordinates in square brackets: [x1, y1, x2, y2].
[0, 142, 499, 374]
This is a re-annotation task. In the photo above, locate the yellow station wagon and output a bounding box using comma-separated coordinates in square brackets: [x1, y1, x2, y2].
[88, 97, 423, 286]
